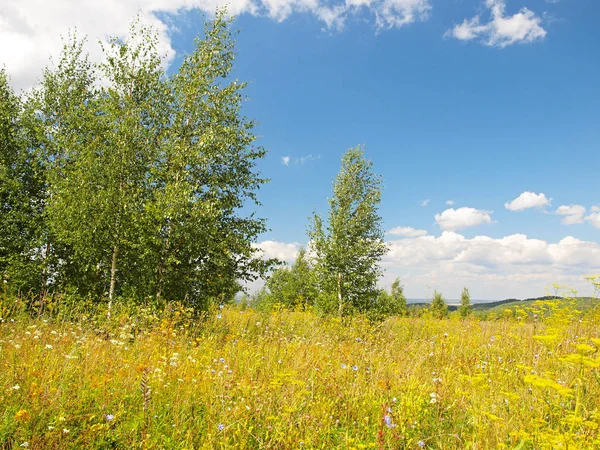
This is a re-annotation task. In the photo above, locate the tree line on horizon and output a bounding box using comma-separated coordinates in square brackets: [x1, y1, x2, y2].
[0, 10, 474, 318]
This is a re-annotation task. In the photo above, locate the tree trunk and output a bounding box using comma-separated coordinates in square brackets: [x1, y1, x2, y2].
[38, 241, 51, 316]
[108, 245, 119, 316]
[156, 272, 163, 301]
[337, 272, 343, 317]
[156, 224, 171, 301]
[156, 249, 164, 301]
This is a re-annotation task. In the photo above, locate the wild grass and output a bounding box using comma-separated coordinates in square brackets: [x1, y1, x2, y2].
[1, 296, 600, 449]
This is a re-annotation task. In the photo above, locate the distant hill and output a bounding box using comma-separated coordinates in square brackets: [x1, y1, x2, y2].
[407, 296, 559, 307]
[408, 295, 583, 313]
[471, 296, 562, 311]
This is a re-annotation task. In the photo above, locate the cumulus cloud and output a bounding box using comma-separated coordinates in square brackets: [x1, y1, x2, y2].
[255, 233, 600, 299]
[419, 199, 430, 207]
[1, 0, 432, 90]
[505, 191, 551, 211]
[556, 204, 586, 225]
[253, 240, 300, 263]
[586, 206, 600, 229]
[282, 156, 290, 166]
[385, 231, 600, 268]
[371, 0, 431, 30]
[383, 231, 600, 298]
[434, 207, 493, 231]
[387, 226, 428, 237]
[447, 0, 547, 48]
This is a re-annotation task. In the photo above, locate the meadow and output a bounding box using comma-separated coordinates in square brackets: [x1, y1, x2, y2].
[1, 295, 600, 449]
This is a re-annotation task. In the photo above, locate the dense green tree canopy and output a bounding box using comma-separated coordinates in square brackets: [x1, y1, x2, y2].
[1, 11, 273, 310]
[0, 70, 47, 296]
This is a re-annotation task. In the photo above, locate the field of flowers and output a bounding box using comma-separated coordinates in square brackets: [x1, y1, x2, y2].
[1, 296, 600, 449]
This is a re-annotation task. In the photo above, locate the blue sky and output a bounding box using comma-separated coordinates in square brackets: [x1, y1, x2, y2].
[2, 0, 599, 299]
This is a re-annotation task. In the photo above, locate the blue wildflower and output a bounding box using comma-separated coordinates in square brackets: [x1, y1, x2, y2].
[384, 415, 396, 429]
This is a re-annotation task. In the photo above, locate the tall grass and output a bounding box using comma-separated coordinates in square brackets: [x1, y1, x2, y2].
[1, 294, 599, 449]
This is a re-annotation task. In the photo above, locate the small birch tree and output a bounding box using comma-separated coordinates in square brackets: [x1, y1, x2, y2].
[309, 145, 387, 316]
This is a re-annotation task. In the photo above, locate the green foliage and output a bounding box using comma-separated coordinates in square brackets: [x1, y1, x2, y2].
[39, 29, 162, 302]
[430, 290, 449, 319]
[390, 277, 409, 316]
[373, 277, 408, 319]
[2, 11, 273, 311]
[0, 69, 48, 296]
[261, 248, 318, 310]
[309, 145, 388, 316]
[148, 14, 274, 307]
[458, 287, 473, 318]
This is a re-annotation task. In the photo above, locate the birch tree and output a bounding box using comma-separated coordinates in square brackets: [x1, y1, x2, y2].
[309, 145, 387, 316]
[34, 11, 272, 309]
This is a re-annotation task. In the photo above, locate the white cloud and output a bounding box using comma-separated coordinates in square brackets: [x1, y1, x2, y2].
[434, 207, 493, 231]
[253, 240, 300, 263]
[316, 5, 347, 31]
[296, 154, 322, 164]
[447, 0, 547, 48]
[384, 231, 600, 299]
[1, 1, 177, 91]
[254, 233, 600, 300]
[505, 191, 551, 211]
[387, 226, 428, 237]
[586, 206, 600, 229]
[281, 154, 321, 165]
[386, 231, 581, 267]
[556, 204, 586, 225]
[445, 200, 455, 206]
[1, 0, 433, 91]
[371, 0, 431, 30]
[419, 199, 430, 207]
